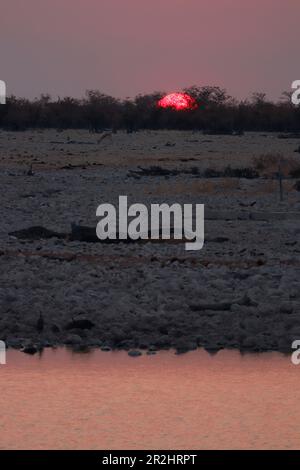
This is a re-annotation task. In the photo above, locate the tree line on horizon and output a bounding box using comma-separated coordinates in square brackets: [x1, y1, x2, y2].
[0, 86, 299, 133]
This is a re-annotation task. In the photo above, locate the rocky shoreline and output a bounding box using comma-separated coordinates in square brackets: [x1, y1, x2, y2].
[2, 252, 300, 356]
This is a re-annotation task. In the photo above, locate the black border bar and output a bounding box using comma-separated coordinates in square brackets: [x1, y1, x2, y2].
[0, 450, 298, 467]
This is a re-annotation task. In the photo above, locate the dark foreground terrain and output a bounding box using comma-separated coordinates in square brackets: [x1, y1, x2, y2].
[1, 130, 300, 355]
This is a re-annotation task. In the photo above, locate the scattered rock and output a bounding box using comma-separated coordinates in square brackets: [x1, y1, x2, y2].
[7, 338, 26, 349]
[128, 350, 142, 357]
[189, 302, 232, 312]
[236, 293, 258, 307]
[22, 344, 40, 355]
[51, 324, 60, 333]
[294, 181, 300, 192]
[9, 226, 65, 240]
[36, 314, 44, 333]
[65, 334, 82, 345]
[65, 319, 95, 330]
[280, 303, 294, 314]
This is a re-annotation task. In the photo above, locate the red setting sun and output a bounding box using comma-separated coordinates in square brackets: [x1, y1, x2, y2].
[158, 92, 197, 111]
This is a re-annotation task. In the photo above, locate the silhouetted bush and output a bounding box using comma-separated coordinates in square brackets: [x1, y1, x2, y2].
[0, 86, 299, 132]
[290, 167, 300, 178]
[253, 153, 300, 178]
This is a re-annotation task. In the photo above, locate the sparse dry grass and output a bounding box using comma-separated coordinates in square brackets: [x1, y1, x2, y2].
[253, 153, 300, 177]
[146, 177, 298, 198]
[147, 179, 240, 196]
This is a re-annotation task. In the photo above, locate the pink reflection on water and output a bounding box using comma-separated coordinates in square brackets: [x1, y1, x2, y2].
[0, 348, 299, 450]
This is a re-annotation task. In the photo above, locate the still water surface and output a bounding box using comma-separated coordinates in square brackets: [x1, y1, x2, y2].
[0, 348, 299, 450]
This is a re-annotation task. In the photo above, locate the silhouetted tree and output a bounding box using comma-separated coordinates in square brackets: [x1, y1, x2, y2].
[0, 87, 299, 133]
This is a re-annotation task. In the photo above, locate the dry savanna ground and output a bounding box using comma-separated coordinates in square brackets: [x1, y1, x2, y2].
[0, 129, 300, 355]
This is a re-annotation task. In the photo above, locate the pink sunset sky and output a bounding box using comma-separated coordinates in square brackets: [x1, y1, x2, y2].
[1, 0, 299, 100]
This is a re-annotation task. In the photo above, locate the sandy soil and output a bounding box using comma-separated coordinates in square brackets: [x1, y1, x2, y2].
[0, 129, 300, 355]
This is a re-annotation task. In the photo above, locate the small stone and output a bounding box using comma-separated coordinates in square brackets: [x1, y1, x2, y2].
[65, 319, 95, 330]
[7, 338, 25, 348]
[280, 303, 293, 314]
[42, 340, 53, 348]
[22, 345, 39, 355]
[72, 344, 90, 353]
[128, 350, 142, 357]
[65, 334, 82, 345]
[87, 339, 103, 347]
